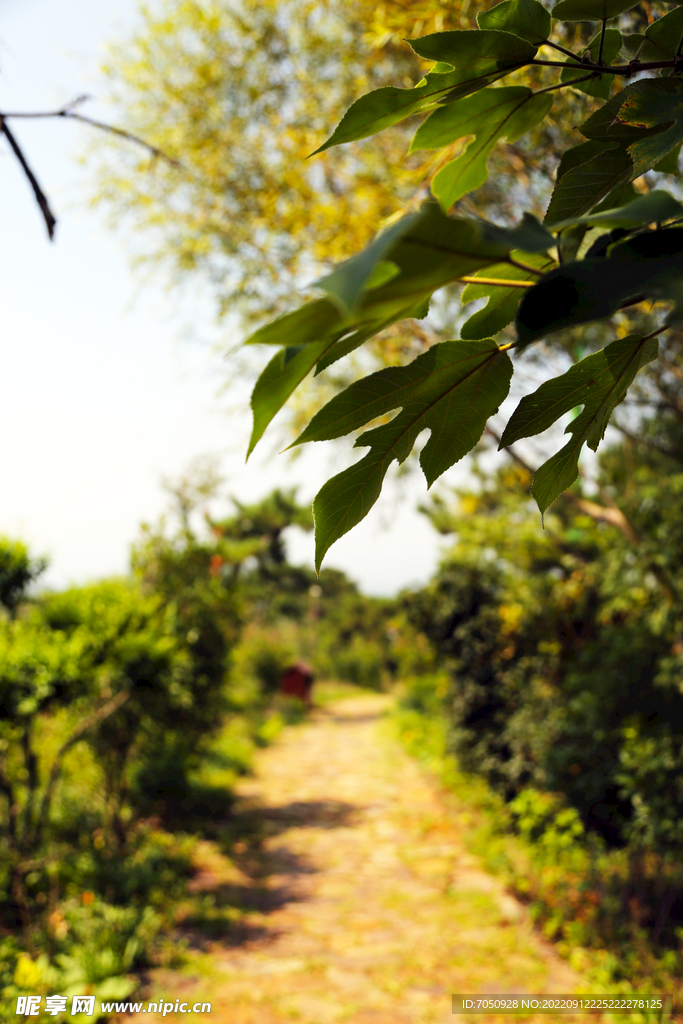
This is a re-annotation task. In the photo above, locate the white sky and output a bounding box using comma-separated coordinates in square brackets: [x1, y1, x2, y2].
[0, 0, 447, 596]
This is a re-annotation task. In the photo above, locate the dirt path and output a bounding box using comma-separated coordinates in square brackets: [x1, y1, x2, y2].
[134, 694, 588, 1023]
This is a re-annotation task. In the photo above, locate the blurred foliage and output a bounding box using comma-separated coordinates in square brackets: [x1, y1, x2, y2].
[399, 400, 683, 957]
[0, 467, 397, 1015]
[89, 0, 606, 443]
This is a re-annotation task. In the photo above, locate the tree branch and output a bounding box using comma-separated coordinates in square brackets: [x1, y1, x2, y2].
[33, 689, 131, 847]
[0, 119, 56, 239]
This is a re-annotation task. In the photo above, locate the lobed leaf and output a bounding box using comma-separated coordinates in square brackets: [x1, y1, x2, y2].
[298, 340, 513, 568]
[501, 333, 658, 446]
[245, 203, 552, 454]
[508, 335, 659, 513]
[414, 88, 553, 209]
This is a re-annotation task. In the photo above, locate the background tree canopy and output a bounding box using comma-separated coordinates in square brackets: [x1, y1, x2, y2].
[93, 0, 683, 570]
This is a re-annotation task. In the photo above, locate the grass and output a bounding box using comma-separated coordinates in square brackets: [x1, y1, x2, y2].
[391, 700, 681, 1024]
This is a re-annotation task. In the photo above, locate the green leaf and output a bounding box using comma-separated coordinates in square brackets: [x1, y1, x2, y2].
[314, 213, 423, 315]
[552, 0, 640, 21]
[460, 251, 555, 338]
[312, 32, 536, 154]
[653, 144, 681, 175]
[299, 340, 513, 568]
[314, 315, 400, 374]
[411, 87, 552, 209]
[615, 78, 683, 178]
[311, 70, 471, 154]
[506, 334, 659, 512]
[244, 298, 341, 346]
[408, 28, 537, 72]
[544, 142, 633, 224]
[560, 28, 622, 100]
[248, 340, 342, 456]
[245, 203, 554, 456]
[477, 0, 551, 45]
[636, 5, 683, 62]
[549, 188, 683, 230]
[516, 227, 683, 345]
[501, 333, 658, 446]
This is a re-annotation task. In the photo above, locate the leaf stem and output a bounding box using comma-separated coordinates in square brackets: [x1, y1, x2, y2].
[641, 324, 670, 343]
[506, 256, 544, 275]
[532, 73, 596, 96]
[598, 18, 607, 65]
[542, 39, 582, 60]
[459, 276, 535, 288]
[530, 56, 682, 76]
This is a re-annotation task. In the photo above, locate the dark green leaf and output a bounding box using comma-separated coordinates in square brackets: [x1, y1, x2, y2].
[411, 87, 552, 209]
[477, 0, 551, 45]
[460, 251, 555, 338]
[552, 0, 640, 21]
[653, 144, 681, 175]
[637, 5, 683, 62]
[544, 142, 633, 224]
[516, 227, 683, 345]
[246, 203, 554, 455]
[560, 28, 622, 99]
[300, 340, 513, 568]
[615, 78, 683, 178]
[518, 335, 659, 512]
[501, 333, 658, 445]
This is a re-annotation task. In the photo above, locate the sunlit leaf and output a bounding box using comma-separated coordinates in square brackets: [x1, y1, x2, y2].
[296, 339, 513, 568]
[314, 213, 422, 315]
[247, 204, 552, 453]
[312, 31, 536, 154]
[477, 0, 551, 45]
[411, 87, 553, 209]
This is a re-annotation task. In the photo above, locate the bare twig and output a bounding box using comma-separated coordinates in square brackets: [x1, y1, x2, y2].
[0, 97, 180, 240]
[0, 118, 57, 239]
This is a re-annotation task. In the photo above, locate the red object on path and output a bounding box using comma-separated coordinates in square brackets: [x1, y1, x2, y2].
[280, 662, 314, 705]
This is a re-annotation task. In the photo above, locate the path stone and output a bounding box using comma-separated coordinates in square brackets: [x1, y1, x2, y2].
[126, 694, 590, 1023]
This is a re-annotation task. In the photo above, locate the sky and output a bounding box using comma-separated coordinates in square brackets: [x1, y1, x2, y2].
[0, 0, 447, 595]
